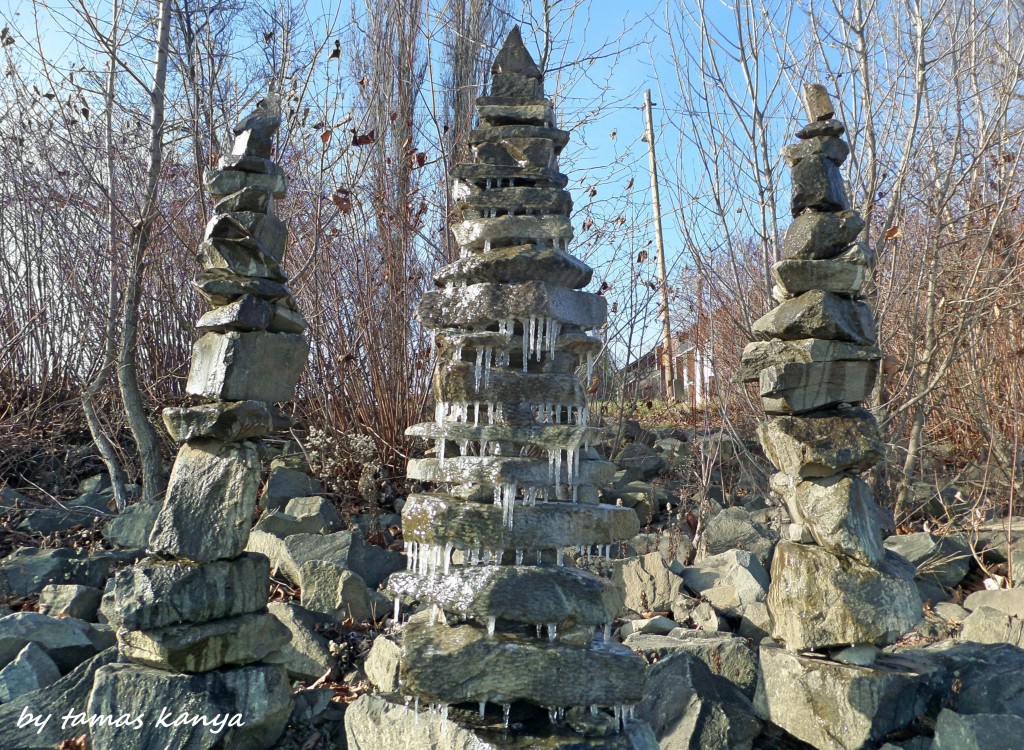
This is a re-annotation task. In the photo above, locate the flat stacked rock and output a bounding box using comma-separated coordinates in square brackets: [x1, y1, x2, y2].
[746, 85, 923, 750]
[88, 96, 300, 750]
[346, 28, 655, 750]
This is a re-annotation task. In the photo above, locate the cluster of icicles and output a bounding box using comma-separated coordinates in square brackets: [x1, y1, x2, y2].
[447, 317, 575, 375]
[457, 235, 570, 259]
[434, 401, 590, 429]
[398, 696, 638, 736]
[404, 541, 620, 577]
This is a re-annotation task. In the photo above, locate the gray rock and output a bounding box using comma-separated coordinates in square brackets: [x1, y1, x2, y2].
[259, 464, 323, 512]
[616, 442, 667, 480]
[388, 565, 622, 626]
[37, 584, 103, 621]
[204, 213, 286, 263]
[162, 400, 295, 442]
[620, 616, 678, 638]
[286, 495, 343, 529]
[683, 549, 770, 619]
[300, 562, 378, 622]
[117, 610, 289, 673]
[637, 650, 762, 750]
[772, 258, 866, 297]
[790, 154, 849, 214]
[186, 331, 307, 402]
[796, 120, 846, 138]
[0, 612, 114, 673]
[696, 507, 777, 566]
[265, 602, 334, 680]
[771, 472, 884, 565]
[289, 688, 335, 724]
[754, 640, 937, 750]
[262, 530, 404, 588]
[759, 359, 876, 413]
[345, 692, 659, 750]
[102, 500, 161, 549]
[767, 542, 922, 650]
[912, 639, 1024, 717]
[781, 136, 849, 166]
[0, 642, 61, 702]
[932, 709, 1024, 750]
[737, 602, 772, 642]
[958, 606, 1024, 647]
[752, 290, 875, 345]
[758, 407, 884, 478]
[885, 532, 971, 589]
[0, 647, 116, 749]
[401, 616, 647, 707]
[782, 210, 865, 260]
[612, 552, 685, 616]
[964, 588, 1024, 618]
[737, 338, 880, 383]
[417, 281, 605, 331]
[149, 439, 260, 562]
[628, 631, 758, 697]
[110, 553, 269, 630]
[193, 268, 290, 305]
[196, 237, 284, 281]
[689, 601, 726, 632]
[363, 634, 402, 692]
[88, 661, 291, 750]
[17, 493, 111, 535]
[204, 167, 287, 198]
[253, 510, 330, 537]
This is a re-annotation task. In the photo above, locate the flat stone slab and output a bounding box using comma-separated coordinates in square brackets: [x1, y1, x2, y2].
[758, 407, 884, 478]
[148, 439, 260, 562]
[418, 281, 606, 330]
[772, 258, 866, 296]
[163, 400, 294, 442]
[401, 616, 647, 707]
[0, 612, 113, 673]
[110, 554, 269, 630]
[117, 610, 289, 673]
[737, 338, 881, 383]
[759, 359, 877, 414]
[435, 244, 591, 289]
[456, 186, 570, 214]
[407, 456, 615, 494]
[436, 361, 584, 405]
[451, 163, 568, 189]
[345, 693, 659, 750]
[407, 423, 602, 451]
[767, 542, 921, 650]
[753, 639, 937, 750]
[193, 269, 291, 306]
[401, 493, 638, 551]
[752, 290, 876, 345]
[88, 661, 290, 750]
[388, 565, 623, 626]
[435, 328, 601, 361]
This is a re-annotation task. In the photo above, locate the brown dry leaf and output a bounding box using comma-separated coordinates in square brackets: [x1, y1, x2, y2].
[321, 130, 332, 143]
[352, 130, 375, 146]
[637, 250, 649, 263]
[884, 224, 900, 240]
[58, 736, 88, 750]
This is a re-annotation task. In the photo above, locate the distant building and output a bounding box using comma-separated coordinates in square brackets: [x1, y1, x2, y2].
[622, 330, 715, 404]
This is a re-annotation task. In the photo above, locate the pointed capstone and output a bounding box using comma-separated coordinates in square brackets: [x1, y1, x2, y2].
[492, 27, 542, 79]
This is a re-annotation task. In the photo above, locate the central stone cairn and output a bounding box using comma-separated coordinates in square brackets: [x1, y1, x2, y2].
[741, 85, 924, 750]
[346, 29, 654, 748]
[88, 97, 303, 750]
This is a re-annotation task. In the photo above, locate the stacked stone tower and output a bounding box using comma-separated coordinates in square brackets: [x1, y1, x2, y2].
[743, 85, 925, 749]
[347, 28, 656, 748]
[88, 97, 301, 750]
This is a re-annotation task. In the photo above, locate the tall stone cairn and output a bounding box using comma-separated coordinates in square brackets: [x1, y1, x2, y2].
[741, 83, 921, 653]
[88, 96, 302, 750]
[346, 28, 656, 749]
[744, 84, 925, 749]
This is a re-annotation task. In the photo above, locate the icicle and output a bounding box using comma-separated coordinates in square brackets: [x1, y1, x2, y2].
[627, 706, 636, 722]
[548, 707, 558, 724]
[481, 439, 489, 456]
[604, 622, 612, 641]
[548, 449, 557, 484]
[440, 705, 449, 737]
[556, 548, 564, 566]
[535, 318, 545, 361]
[502, 704, 511, 730]
[474, 401, 480, 426]
[460, 440, 469, 456]
[487, 616, 496, 636]
[393, 598, 401, 623]
[414, 697, 419, 724]
[537, 624, 543, 638]
[554, 449, 562, 494]
[516, 549, 524, 565]
[494, 548, 504, 564]
[486, 179, 492, 189]
[590, 705, 598, 716]
[430, 604, 439, 625]
[479, 701, 487, 719]
[614, 706, 623, 733]
[475, 348, 484, 391]
[548, 623, 557, 642]
[536, 550, 543, 564]
[443, 543, 453, 575]
[522, 320, 530, 372]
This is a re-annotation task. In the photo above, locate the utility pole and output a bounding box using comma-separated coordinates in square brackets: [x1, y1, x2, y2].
[643, 89, 675, 401]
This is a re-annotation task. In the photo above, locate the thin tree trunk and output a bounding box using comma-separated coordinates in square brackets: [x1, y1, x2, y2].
[117, 0, 171, 503]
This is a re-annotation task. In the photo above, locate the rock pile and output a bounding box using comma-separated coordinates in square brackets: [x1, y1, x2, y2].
[346, 28, 655, 749]
[88, 96, 301, 750]
[741, 84, 923, 750]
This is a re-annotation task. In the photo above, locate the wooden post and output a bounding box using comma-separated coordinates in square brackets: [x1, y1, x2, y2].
[643, 89, 674, 400]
